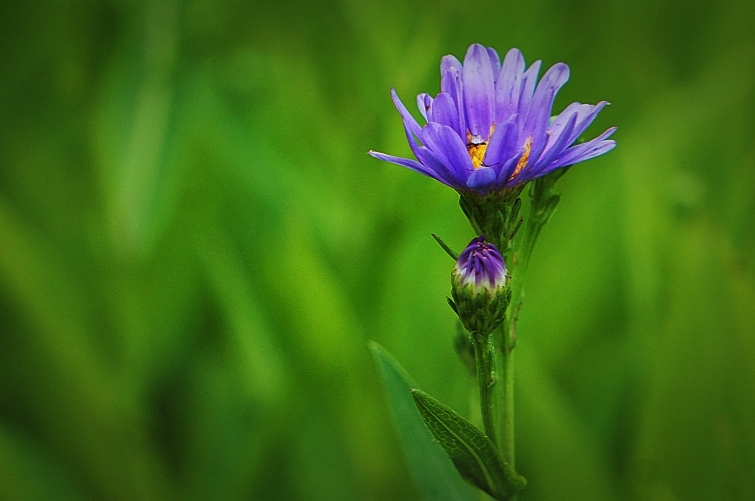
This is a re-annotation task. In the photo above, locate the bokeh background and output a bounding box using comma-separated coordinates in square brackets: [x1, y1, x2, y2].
[1, 1, 754, 499]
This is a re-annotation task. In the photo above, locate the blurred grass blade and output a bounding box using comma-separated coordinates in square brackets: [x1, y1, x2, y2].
[0, 425, 84, 500]
[369, 342, 476, 501]
[411, 389, 526, 500]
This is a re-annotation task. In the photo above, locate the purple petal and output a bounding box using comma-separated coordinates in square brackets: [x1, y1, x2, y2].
[441, 55, 462, 76]
[537, 100, 609, 159]
[517, 60, 541, 121]
[466, 166, 497, 192]
[435, 125, 475, 175]
[494, 48, 525, 125]
[368, 150, 436, 178]
[523, 62, 570, 163]
[566, 101, 609, 145]
[462, 43, 496, 137]
[401, 118, 423, 159]
[398, 116, 452, 187]
[401, 119, 465, 188]
[526, 111, 578, 179]
[414, 147, 466, 189]
[495, 151, 523, 187]
[420, 123, 474, 176]
[441, 67, 466, 137]
[487, 47, 501, 82]
[546, 103, 586, 140]
[549, 127, 617, 169]
[428, 92, 459, 131]
[391, 89, 422, 139]
[483, 115, 519, 167]
[416, 93, 433, 121]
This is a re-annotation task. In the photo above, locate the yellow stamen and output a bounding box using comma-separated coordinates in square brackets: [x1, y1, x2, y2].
[508, 136, 532, 182]
[466, 124, 496, 170]
[467, 142, 488, 169]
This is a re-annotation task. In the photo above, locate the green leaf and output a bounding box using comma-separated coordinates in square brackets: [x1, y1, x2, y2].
[369, 342, 476, 501]
[431, 233, 459, 261]
[410, 389, 527, 500]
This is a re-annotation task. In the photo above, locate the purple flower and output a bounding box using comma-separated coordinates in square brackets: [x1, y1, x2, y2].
[369, 44, 616, 194]
[453, 236, 507, 295]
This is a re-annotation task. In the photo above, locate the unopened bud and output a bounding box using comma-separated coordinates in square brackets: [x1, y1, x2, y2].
[450, 236, 509, 338]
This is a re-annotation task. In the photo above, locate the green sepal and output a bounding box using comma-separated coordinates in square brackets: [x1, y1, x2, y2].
[508, 211, 524, 241]
[431, 233, 459, 261]
[458, 187, 525, 255]
[447, 296, 459, 314]
[410, 389, 527, 500]
[450, 283, 510, 340]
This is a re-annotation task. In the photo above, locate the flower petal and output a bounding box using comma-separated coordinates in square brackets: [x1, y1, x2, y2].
[402, 119, 465, 188]
[547, 103, 586, 139]
[526, 111, 578, 179]
[414, 147, 466, 189]
[566, 101, 609, 145]
[391, 88, 422, 138]
[441, 67, 466, 137]
[428, 92, 459, 131]
[531, 101, 605, 163]
[368, 150, 435, 178]
[483, 114, 519, 167]
[416, 93, 433, 121]
[495, 48, 525, 125]
[466, 166, 497, 192]
[462, 43, 496, 137]
[420, 122, 474, 180]
[487, 47, 501, 82]
[495, 151, 523, 187]
[517, 60, 541, 120]
[524, 62, 570, 163]
[401, 117, 423, 158]
[549, 127, 617, 170]
[441, 54, 462, 76]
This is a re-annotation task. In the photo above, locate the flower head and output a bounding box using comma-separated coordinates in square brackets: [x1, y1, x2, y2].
[369, 44, 616, 194]
[451, 236, 509, 337]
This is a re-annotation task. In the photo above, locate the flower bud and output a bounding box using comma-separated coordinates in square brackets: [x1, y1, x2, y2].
[450, 236, 509, 338]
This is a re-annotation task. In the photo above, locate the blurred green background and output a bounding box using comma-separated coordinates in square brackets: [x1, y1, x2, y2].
[1, 1, 754, 499]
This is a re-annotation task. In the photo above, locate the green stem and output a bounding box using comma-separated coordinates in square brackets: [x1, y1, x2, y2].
[497, 325, 515, 467]
[495, 198, 550, 478]
[506, 216, 542, 323]
[472, 336, 497, 446]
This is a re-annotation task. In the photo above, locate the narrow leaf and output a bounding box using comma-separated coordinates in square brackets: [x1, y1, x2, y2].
[369, 342, 476, 501]
[411, 389, 527, 500]
[431, 233, 460, 261]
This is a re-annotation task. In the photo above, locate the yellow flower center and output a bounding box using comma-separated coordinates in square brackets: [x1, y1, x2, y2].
[466, 141, 488, 169]
[466, 124, 496, 170]
[508, 136, 532, 182]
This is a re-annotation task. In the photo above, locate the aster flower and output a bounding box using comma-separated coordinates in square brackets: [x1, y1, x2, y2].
[451, 236, 509, 337]
[369, 44, 616, 194]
